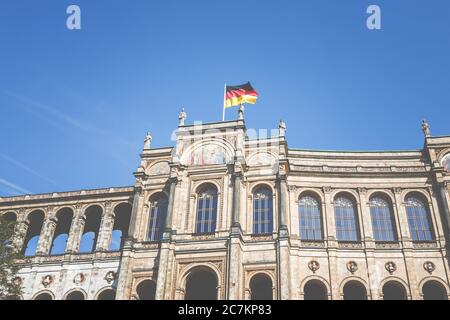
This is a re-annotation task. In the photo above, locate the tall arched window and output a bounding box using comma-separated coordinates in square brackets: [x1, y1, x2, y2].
[334, 196, 359, 242]
[23, 210, 45, 257]
[195, 185, 218, 234]
[369, 197, 397, 242]
[79, 205, 102, 253]
[109, 203, 132, 251]
[50, 208, 73, 255]
[299, 195, 323, 240]
[253, 187, 273, 235]
[148, 193, 168, 241]
[405, 196, 434, 241]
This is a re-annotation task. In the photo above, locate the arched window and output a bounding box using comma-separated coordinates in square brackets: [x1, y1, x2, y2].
[250, 274, 273, 300]
[334, 196, 359, 242]
[23, 211, 45, 257]
[343, 281, 367, 300]
[97, 289, 116, 300]
[382, 281, 407, 300]
[253, 187, 273, 235]
[304, 280, 328, 300]
[79, 206, 102, 253]
[50, 208, 73, 255]
[109, 203, 132, 251]
[34, 292, 53, 300]
[185, 267, 218, 300]
[66, 290, 85, 300]
[405, 196, 434, 241]
[148, 193, 168, 241]
[369, 197, 397, 242]
[136, 280, 156, 300]
[299, 195, 323, 240]
[422, 281, 448, 300]
[195, 185, 218, 234]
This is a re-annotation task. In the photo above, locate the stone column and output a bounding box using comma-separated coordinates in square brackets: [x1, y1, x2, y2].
[155, 177, 178, 300]
[13, 218, 29, 252]
[278, 174, 289, 237]
[438, 182, 450, 238]
[69, 216, 86, 254]
[95, 201, 115, 252]
[231, 172, 242, 228]
[163, 177, 178, 236]
[36, 209, 57, 256]
[393, 188, 419, 299]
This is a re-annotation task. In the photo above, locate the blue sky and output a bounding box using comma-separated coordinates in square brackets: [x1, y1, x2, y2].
[0, 0, 449, 196]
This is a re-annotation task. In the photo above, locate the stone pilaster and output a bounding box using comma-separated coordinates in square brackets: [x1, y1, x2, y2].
[36, 209, 57, 256]
[277, 174, 289, 237]
[95, 201, 115, 252]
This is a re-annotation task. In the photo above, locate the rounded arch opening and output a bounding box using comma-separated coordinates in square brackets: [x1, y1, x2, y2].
[382, 281, 407, 300]
[304, 279, 328, 300]
[50, 208, 74, 255]
[136, 279, 156, 300]
[23, 210, 45, 257]
[79, 205, 102, 253]
[148, 192, 168, 241]
[185, 266, 218, 300]
[65, 290, 86, 300]
[249, 273, 273, 300]
[109, 203, 132, 251]
[343, 280, 367, 300]
[422, 280, 448, 300]
[195, 184, 218, 234]
[34, 292, 53, 300]
[97, 288, 116, 300]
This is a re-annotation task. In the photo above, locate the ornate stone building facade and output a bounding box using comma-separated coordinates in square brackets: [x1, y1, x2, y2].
[1, 113, 450, 300]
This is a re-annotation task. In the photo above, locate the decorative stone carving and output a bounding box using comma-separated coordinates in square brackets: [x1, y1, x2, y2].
[323, 186, 332, 194]
[12, 276, 23, 286]
[308, 260, 320, 273]
[422, 119, 431, 137]
[279, 119, 286, 137]
[42, 275, 53, 288]
[104, 271, 116, 284]
[179, 108, 187, 126]
[346, 261, 358, 274]
[385, 262, 397, 274]
[423, 261, 436, 274]
[357, 187, 367, 194]
[441, 154, 450, 172]
[143, 132, 152, 149]
[73, 273, 85, 285]
[149, 162, 170, 176]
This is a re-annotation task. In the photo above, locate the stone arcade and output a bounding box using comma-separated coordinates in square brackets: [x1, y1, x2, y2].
[1, 111, 450, 300]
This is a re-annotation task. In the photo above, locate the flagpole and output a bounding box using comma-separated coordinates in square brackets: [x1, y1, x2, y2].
[222, 83, 226, 122]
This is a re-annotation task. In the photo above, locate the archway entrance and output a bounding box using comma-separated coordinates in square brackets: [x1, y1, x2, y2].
[304, 280, 328, 300]
[250, 274, 273, 300]
[382, 281, 407, 300]
[423, 281, 448, 300]
[66, 291, 85, 300]
[136, 280, 156, 300]
[97, 289, 116, 300]
[34, 292, 53, 300]
[185, 267, 218, 300]
[343, 281, 367, 300]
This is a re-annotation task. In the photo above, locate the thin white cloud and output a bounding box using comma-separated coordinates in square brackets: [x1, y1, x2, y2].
[0, 153, 59, 187]
[0, 178, 32, 196]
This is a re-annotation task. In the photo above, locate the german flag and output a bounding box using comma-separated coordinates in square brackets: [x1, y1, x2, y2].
[224, 82, 258, 108]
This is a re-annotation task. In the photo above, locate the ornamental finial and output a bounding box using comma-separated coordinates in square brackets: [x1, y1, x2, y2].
[422, 119, 431, 137]
[238, 105, 245, 120]
[279, 119, 286, 137]
[179, 108, 187, 126]
[143, 131, 152, 149]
